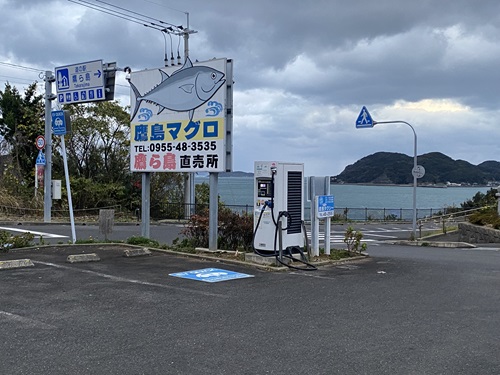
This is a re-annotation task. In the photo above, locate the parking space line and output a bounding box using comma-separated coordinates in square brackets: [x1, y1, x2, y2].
[0, 310, 56, 329]
[34, 261, 230, 298]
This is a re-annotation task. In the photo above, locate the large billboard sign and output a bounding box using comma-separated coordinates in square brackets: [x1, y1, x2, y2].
[129, 58, 230, 172]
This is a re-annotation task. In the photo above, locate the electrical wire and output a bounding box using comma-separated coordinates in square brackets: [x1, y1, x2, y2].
[94, 0, 181, 29]
[0, 61, 45, 72]
[68, 0, 182, 32]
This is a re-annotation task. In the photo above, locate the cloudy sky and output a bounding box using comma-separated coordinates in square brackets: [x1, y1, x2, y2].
[1, 0, 499, 176]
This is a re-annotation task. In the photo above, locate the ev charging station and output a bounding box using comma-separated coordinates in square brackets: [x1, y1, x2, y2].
[252, 161, 317, 271]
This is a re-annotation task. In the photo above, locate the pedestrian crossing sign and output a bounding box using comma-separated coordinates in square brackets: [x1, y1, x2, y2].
[356, 106, 374, 128]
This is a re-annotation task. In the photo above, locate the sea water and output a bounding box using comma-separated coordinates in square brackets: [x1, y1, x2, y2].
[196, 176, 492, 210]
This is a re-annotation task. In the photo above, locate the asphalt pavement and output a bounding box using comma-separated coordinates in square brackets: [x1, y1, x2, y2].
[1, 243, 499, 374]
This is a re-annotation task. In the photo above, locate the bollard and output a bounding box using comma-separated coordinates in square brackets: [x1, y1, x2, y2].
[99, 209, 115, 241]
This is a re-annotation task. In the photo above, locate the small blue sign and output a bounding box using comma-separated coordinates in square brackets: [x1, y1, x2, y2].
[35, 150, 46, 166]
[356, 106, 374, 128]
[316, 195, 335, 218]
[51, 110, 67, 136]
[169, 268, 254, 283]
[56, 68, 70, 90]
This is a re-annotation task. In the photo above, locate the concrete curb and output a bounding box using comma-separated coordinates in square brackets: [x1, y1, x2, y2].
[123, 248, 152, 257]
[66, 253, 101, 263]
[389, 240, 476, 248]
[0, 259, 34, 270]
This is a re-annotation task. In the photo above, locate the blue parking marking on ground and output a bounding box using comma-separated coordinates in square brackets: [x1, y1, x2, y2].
[169, 268, 254, 283]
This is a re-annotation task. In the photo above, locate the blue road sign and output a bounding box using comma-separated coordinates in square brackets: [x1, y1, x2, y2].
[55, 60, 105, 104]
[35, 150, 46, 166]
[356, 106, 374, 128]
[169, 268, 254, 283]
[51, 110, 66, 136]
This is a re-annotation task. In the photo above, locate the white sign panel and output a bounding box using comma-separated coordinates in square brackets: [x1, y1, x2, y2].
[55, 60, 105, 104]
[128, 58, 227, 172]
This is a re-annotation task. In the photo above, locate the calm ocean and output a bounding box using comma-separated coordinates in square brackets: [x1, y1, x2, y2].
[196, 176, 492, 210]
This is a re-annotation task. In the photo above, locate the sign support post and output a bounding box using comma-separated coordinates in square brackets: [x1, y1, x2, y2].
[44, 71, 55, 222]
[60, 134, 77, 244]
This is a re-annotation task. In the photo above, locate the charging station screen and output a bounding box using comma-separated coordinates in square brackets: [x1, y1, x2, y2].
[257, 180, 272, 198]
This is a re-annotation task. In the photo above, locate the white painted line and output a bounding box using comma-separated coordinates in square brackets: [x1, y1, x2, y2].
[0, 226, 67, 239]
[363, 233, 398, 239]
[0, 310, 56, 329]
[34, 261, 229, 298]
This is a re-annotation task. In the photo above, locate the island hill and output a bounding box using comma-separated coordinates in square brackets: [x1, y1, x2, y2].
[333, 152, 500, 186]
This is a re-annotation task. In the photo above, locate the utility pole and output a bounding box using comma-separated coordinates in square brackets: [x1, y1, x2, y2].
[43, 71, 56, 222]
[179, 13, 198, 219]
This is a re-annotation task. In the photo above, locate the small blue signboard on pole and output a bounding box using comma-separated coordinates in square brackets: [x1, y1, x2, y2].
[316, 195, 335, 218]
[356, 106, 375, 128]
[51, 110, 66, 136]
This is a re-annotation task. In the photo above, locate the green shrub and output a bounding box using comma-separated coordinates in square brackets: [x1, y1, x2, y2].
[126, 236, 160, 248]
[469, 207, 500, 229]
[0, 230, 35, 252]
[343, 226, 367, 254]
[181, 208, 254, 251]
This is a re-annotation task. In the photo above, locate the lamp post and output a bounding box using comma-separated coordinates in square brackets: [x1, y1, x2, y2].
[355, 107, 421, 240]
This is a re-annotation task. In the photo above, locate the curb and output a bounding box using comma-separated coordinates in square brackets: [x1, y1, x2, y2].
[0, 259, 34, 270]
[390, 240, 476, 248]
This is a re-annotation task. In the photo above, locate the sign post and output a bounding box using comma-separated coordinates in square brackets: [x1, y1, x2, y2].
[51, 110, 76, 244]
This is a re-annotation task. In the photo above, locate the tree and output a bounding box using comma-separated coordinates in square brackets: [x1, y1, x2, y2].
[0, 82, 44, 195]
[58, 101, 130, 183]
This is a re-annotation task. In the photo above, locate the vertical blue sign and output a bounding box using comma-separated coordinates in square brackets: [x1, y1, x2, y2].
[51, 110, 67, 136]
[316, 195, 335, 218]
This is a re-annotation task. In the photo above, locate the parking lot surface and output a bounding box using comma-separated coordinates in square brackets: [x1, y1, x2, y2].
[1, 245, 499, 374]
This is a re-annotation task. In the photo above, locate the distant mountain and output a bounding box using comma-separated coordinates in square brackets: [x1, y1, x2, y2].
[333, 152, 500, 185]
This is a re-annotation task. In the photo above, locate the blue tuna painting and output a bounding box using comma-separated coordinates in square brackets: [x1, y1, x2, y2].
[128, 57, 226, 122]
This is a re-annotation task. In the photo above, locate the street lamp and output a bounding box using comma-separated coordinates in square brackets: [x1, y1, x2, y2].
[356, 107, 422, 240]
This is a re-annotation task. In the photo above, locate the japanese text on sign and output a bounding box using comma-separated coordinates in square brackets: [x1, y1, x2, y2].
[129, 58, 228, 173]
[130, 119, 224, 172]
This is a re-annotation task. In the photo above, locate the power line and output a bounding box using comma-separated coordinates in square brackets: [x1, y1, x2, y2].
[0, 61, 45, 72]
[94, 0, 182, 29]
[0, 75, 38, 84]
[68, 0, 183, 32]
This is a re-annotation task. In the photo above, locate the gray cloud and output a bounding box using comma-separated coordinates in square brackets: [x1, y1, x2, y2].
[1, 0, 499, 175]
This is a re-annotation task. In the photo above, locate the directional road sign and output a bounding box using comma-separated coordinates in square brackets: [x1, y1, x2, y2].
[356, 106, 374, 128]
[55, 60, 105, 104]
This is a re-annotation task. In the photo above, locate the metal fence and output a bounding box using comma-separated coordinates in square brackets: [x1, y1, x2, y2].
[0, 202, 470, 223]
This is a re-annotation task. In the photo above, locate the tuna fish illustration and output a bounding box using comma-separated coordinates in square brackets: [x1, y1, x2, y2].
[128, 57, 226, 122]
